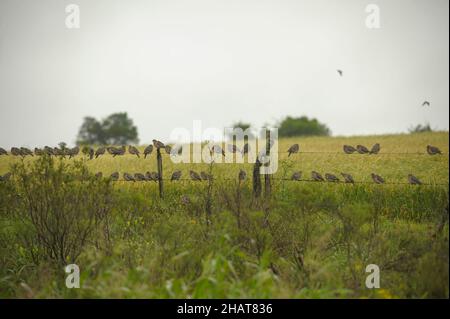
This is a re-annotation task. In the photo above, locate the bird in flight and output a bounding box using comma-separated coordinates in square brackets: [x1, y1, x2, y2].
[337, 69, 343, 77]
[422, 101, 430, 107]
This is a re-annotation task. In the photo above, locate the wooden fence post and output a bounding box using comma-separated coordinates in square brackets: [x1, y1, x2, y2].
[253, 158, 262, 198]
[156, 147, 164, 198]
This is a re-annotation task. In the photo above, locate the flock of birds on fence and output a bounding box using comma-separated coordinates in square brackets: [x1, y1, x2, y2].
[0, 140, 445, 185]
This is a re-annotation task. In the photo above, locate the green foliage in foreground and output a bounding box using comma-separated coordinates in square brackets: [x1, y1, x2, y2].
[0, 132, 448, 299]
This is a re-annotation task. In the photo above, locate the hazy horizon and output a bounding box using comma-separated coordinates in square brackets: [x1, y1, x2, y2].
[0, 0, 448, 148]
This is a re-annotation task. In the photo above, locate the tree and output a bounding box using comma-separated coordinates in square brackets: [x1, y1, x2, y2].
[278, 116, 331, 137]
[76, 113, 139, 145]
[408, 123, 433, 133]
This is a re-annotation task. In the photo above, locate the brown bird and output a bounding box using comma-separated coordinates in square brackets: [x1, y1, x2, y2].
[164, 145, 172, 154]
[242, 143, 250, 155]
[370, 143, 380, 154]
[134, 173, 147, 181]
[88, 147, 94, 160]
[144, 145, 153, 158]
[95, 147, 106, 158]
[287, 144, 300, 157]
[325, 173, 339, 182]
[427, 145, 442, 155]
[34, 148, 44, 156]
[311, 171, 325, 182]
[343, 145, 356, 154]
[95, 172, 103, 179]
[20, 147, 33, 156]
[212, 145, 225, 156]
[291, 171, 302, 181]
[407, 174, 422, 185]
[10, 147, 22, 156]
[150, 171, 159, 181]
[227, 144, 239, 153]
[107, 146, 117, 155]
[356, 145, 370, 154]
[200, 171, 210, 181]
[113, 146, 126, 157]
[171, 170, 182, 181]
[189, 170, 202, 181]
[110, 172, 119, 181]
[123, 173, 135, 182]
[44, 146, 55, 156]
[0, 148, 7, 156]
[238, 169, 247, 181]
[128, 146, 140, 158]
[68, 146, 79, 158]
[371, 173, 385, 184]
[341, 173, 355, 184]
[153, 139, 165, 149]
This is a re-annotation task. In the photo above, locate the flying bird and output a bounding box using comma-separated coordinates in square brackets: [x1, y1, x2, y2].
[356, 145, 370, 154]
[341, 173, 355, 184]
[370, 143, 380, 154]
[128, 146, 140, 158]
[371, 173, 385, 184]
[144, 145, 153, 158]
[171, 170, 182, 181]
[325, 173, 339, 182]
[407, 174, 422, 185]
[189, 170, 202, 181]
[426, 145, 442, 155]
[422, 101, 430, 107]
[343, 145, 356, 154]
[287, 144, 300, 157]
[311, 171, 325, 182]
[337, 69, 343, 77]
[291, 171, 302, 181]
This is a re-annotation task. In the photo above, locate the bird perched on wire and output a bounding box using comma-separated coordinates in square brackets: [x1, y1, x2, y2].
[113, 146, 126, 157]
[150, 171, 159, 181]
[422, 101, 430, 107]
[95, 147, 106, 158]
[171, 170, 182, 181]
[211, 145, 225, 156]
[238, 169, 246, 181]
[128, 146, 140, 158]
[144, 145, 153, 158]
[110, 172, 119, 181]
[0, 148, 7, 156]
[0, 172, 12, 182]
[20, 147, 33, 157]
[325, 173, 339, 182]
[343, 145, 356, 154]
[200, 171, 211, 181]
[287, 144, 299, 157]
[164, 145, 172, 154]
[427, 145, 442, 155]
[337, 69, 343, 77]
[95, 172, 103, 179]
[68, 146, 79, 159]
[190, 170, 202, 181]
[227, 144, 239, 154]
[123, 173, 135, 182]
[291, 171, 302, 181]
[134, 173, 146, 181]
[34, 148, 44, 156]
[44, 146, 55, 156]
[242, 143, 250, 155]
[407, 174, 422, 185]
[371, 173, 385, 184]
[10, 147, 22, 156]
[311, 171, 325, 182]
[370, 143, 380, 154]
[153, 139, 165, 149]
[356, 145, 370, 154]
[341, 173, 355, 184]
[88, 147, 95, 160]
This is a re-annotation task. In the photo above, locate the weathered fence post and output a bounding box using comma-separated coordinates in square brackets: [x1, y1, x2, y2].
[264, 129, 271, 197]
[156, 147, 164, 198]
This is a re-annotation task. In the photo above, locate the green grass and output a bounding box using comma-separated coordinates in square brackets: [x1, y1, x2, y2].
[0, 131, 448, 299]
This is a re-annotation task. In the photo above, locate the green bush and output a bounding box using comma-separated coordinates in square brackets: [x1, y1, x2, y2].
[278, 116, 331, 137]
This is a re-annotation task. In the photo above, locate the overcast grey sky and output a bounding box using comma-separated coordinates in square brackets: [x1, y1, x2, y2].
[0, 0, 448, 147]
